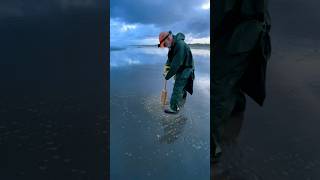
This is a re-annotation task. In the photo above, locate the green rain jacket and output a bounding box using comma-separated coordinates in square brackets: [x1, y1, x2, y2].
[213, 0, 271, 106]
[165, 33, 195, 95]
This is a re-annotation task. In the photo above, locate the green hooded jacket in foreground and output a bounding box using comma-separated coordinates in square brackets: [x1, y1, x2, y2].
[165, 33, 195, 110]
[212, 0, 271, 157]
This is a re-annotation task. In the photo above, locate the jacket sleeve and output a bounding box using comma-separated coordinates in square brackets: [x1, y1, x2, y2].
[165, 42, 185, 80]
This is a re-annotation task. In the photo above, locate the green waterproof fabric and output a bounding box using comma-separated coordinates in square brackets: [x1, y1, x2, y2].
[165, 33, 195, 95]
[164, 33, 195, 110]
[212, 0, 271, 156]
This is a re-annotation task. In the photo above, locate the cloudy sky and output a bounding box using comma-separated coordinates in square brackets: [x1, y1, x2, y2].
[110, 0, 210, 47]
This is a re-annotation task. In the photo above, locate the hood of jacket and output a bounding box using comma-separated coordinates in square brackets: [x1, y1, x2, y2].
[174, 33, 185, 42]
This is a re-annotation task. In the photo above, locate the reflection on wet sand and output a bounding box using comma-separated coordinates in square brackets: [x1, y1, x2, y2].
[110, 46, 210, 180]
[159, 114, 187, 144]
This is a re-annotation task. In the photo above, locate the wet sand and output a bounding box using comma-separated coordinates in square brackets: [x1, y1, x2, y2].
[214, 0, 320, 178]
[225, 38, 320, 179]
[0, 12, 107, 179]
[110, 46, 210, 180]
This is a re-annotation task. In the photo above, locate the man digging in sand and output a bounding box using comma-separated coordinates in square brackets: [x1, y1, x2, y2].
[158, 31, 195, 114]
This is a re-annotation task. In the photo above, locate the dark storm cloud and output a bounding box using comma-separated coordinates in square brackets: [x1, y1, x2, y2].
[110, 0, 210, 36]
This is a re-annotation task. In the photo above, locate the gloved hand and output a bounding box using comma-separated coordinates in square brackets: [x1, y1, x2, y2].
[163, 65, 170, 77]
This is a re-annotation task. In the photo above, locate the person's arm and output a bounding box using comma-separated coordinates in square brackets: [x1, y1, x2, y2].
[163, 64, 170, 77]
[162, 53, 172, 77]
[165, 42, 185, 80]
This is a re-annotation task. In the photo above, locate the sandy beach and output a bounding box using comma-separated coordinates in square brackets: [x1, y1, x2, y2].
[0, 0, 319, 179]
[229, 38, 320, 179]
[110, 46, 210, 180]
[0, 12, 107, 179]
[224, 0, 320, 177]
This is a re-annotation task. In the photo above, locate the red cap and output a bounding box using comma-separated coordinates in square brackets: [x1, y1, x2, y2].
[158, 32, 170, 48]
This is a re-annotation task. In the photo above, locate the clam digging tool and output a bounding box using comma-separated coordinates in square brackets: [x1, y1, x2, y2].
[160, 79, 168, 106]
